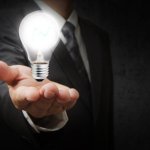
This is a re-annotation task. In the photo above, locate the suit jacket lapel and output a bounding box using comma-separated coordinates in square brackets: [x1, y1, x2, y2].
[79, 19, 104, 127]
[53, 40, 92, 111]
[80, 20, 113, 148]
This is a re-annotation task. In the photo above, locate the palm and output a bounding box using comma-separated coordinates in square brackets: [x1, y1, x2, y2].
[0, 61, 79, 118]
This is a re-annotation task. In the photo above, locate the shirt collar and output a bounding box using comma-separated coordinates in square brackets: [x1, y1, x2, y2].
[34, 0, 78, 31]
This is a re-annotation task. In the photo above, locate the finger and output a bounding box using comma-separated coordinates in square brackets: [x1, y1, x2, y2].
[40, 82, 59, 99]
[47, 101, 64, 116]
[46, 96, 76, 115]
[0, 61, 19, 84]
[57, 88, 71, 103]
[62, 89, 79, 109]
[11, 86, 40, 109]
[69, 88, 79, 101]
[59, 89, 79, 109]
[53, 82, 79, 102]
[57, 88, 79, 103]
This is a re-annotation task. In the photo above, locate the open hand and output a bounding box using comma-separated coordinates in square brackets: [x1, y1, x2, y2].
[0, 61, 79, 118]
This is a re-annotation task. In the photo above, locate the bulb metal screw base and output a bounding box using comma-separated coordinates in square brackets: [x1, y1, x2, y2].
[32, 62, 49, 81]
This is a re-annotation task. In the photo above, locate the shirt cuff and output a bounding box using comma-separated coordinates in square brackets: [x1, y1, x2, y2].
[22, 110, 68, 133]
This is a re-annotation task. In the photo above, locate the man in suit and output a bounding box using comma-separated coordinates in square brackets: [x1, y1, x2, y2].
[0, 0, 113, 149]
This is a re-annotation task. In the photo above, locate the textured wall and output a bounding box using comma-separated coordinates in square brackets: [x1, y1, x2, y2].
[76, 0, 150, 149]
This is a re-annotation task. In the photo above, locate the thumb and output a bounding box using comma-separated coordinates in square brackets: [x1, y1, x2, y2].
[0, 61, 19, 85]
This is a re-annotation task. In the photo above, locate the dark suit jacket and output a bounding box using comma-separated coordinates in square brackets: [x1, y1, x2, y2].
[0, 0, 113, 149]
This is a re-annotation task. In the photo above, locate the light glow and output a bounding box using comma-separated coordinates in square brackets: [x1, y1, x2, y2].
[19, 11, 59, 54]
[19, 11, 60, 80]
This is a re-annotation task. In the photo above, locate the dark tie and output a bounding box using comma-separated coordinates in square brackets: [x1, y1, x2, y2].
[61, 21, 91, 90]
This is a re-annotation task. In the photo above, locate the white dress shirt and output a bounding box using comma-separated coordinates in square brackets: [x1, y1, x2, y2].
[23, 0, 91, 133]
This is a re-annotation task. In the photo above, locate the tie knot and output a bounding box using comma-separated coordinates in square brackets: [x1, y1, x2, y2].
[62, 22, 75, 40]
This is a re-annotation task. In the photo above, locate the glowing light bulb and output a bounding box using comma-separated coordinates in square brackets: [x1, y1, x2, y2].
[19, 11, 59, 81]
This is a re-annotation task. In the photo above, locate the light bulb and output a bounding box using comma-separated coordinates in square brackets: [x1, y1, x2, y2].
[19, 11, 59, 81]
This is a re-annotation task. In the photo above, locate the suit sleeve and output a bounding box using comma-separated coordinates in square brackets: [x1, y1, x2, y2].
[0, 10, 33, 132]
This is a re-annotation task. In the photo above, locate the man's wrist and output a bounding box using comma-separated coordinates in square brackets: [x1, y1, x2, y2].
[22, 110, 68, 132]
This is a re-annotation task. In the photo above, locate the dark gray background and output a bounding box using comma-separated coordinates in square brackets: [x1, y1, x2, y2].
[0, 0, 150, 149]
[77, 1, 150, 149]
